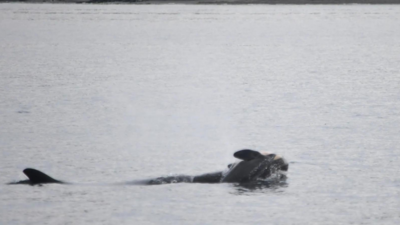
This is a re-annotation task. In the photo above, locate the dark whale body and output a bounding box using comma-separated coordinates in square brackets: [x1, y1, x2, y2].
[8, 149, 288, 186]
[149, 149, 288, 184]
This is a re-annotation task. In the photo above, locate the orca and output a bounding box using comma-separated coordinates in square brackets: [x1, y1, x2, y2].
[8, 168, 65, 185]
[8, 149, 288, 186]
[192, 149, 288, 184]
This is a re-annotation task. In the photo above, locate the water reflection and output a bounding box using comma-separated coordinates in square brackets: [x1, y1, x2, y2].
[231, 177, 288, 195]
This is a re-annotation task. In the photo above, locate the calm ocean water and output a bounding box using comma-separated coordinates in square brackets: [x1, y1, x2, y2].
[1, 3, 400, 224]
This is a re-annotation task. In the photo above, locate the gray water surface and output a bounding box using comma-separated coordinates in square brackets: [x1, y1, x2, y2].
[1, 3, 400, 225]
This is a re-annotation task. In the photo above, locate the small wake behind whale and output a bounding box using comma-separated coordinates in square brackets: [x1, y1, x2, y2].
[8, 149, 289, 187]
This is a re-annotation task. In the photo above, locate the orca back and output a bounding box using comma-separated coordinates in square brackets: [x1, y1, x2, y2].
[23, 168, 63, 184]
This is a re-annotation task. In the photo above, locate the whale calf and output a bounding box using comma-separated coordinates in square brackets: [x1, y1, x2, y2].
[8, 149, 288, 185]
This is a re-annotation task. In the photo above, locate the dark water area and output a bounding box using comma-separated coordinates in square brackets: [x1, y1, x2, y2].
[1, 3, 400, 225]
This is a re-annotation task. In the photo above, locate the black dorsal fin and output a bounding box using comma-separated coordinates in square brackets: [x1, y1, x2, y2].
[233, 149, 263, 161]
[23, 168, 63, 184]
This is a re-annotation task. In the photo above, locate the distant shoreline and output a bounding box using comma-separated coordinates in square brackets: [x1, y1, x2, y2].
[2, 0, 400, 4]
